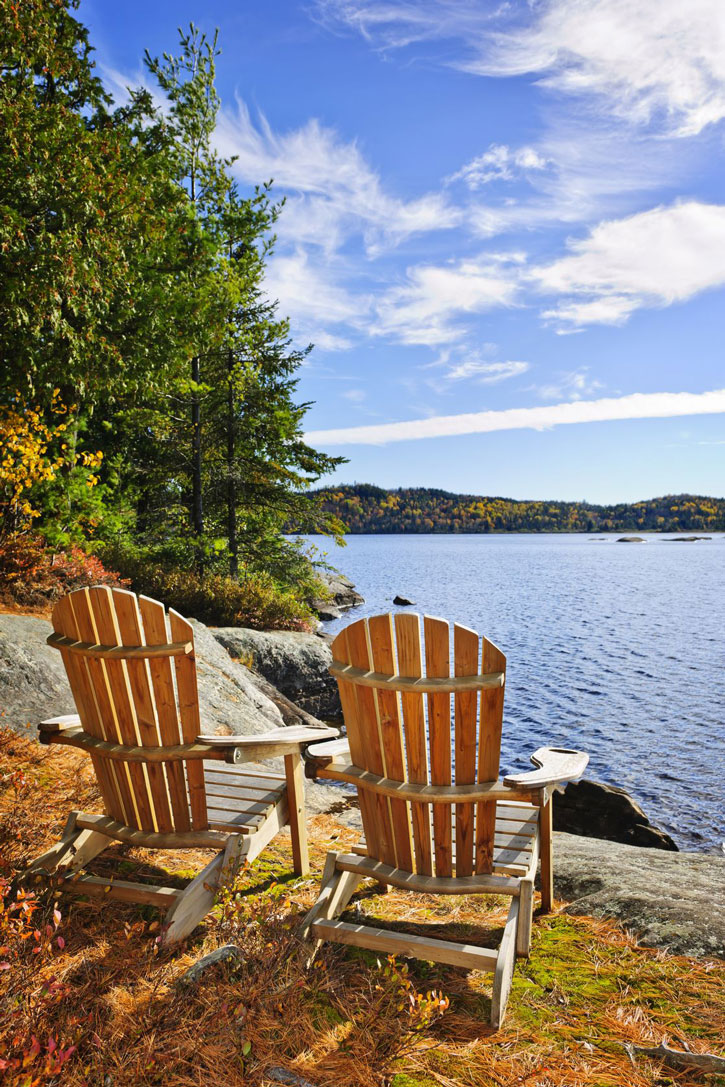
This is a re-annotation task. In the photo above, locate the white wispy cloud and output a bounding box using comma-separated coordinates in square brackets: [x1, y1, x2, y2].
[448, 143, 549, 189]
[315, 0, 725, 136]
[215, 98, 462, 256]
[533, 200, 725, 329]
[534, 368, 604, 400]
[446, 359, 530, 383]
[305, 388, 725, 445]
[263, 249, 366, 349]
[373, 256, 519, 345]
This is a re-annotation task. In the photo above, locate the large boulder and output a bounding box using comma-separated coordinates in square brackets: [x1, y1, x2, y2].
[309, 569, 363, 621]
[554, 779, 678, 850]
[0, 615, 75, 735]
[212, 627, 341, 720]
[0, 611, 284, 737]
[554, 832, 725, 958]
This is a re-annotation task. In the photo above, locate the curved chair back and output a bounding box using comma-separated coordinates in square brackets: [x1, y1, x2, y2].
[49, 586, 207, 834]
[330, 613, 506, 878]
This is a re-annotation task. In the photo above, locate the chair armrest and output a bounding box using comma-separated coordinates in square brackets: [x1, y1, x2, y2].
[303, 737, 351, 778]
[503, 746, 588, 790]
[198, 725, 339, 764]
[38, 715, 82, 742]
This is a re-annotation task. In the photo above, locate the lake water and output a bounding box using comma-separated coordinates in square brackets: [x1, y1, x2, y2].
[305, 533, 725, 853]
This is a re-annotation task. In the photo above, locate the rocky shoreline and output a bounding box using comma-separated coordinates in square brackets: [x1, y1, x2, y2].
[1, 596, 723, 959]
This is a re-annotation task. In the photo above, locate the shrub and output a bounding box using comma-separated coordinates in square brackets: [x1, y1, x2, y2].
[0, 534, 129, 609]
[112, 556, 314, 631]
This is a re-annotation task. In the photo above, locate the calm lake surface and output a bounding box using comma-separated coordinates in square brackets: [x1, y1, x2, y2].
[305, 533, 725, 853]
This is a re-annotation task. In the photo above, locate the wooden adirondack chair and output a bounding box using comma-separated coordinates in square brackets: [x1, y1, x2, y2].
[26, 586, 338, 945]
[301, 613, 588, 1028]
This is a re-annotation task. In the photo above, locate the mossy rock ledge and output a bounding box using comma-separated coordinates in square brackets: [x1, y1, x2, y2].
[554, 831, 725, 958]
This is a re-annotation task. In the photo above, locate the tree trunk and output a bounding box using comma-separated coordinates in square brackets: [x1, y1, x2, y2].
[191, 354, 203, 567]
[226, 348, 238, 578]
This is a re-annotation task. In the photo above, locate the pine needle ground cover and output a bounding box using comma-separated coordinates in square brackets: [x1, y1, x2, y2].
[2, 729, 723, 1087]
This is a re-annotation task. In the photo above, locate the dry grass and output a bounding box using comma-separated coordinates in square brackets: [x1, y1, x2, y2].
[1, 727, 724, 1087]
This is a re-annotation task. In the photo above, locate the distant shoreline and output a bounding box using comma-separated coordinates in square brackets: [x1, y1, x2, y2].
[302, 485, 725, 535]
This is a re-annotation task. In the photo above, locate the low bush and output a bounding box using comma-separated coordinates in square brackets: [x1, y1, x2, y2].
[115, 557, 315, 631]
[0, 534, 129, 609]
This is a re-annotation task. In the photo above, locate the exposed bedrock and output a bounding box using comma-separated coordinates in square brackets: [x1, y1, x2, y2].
[212, 627, 342, 720]
[554, 832, 725, 958]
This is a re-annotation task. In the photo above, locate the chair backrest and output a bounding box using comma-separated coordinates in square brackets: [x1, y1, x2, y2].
[49, 586, 208, 834]
[330, 613, 506, 878]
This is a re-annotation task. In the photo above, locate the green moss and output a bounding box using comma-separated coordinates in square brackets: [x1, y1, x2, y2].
[390, 1074, 440, 1087]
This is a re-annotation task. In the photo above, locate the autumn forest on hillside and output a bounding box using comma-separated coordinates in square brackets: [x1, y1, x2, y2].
[312, 486, 725, 534]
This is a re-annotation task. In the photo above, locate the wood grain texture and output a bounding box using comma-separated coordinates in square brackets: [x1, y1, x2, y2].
[503, 746, 589, 789]
[138, 596, 191, 832]
[330, 626, 382, 861]
[342, 619, 397, 866]
[394, 613, 432, 876]
[490, 897, 519, 1029]
[312, 918, 498, 973]
[169, 609, 207, 831]
[454, 623, 478, 876]
[113, 589, 173, 833]
[50, 596, 126, 823]
[46, 633, 192, 659]
[334, 852, 521, 897]
[317, 765, 537, 804]
[476, 634, 506, 874]
[329, 662, 504, 693]
[87, 587, 156, 831]
[424, 616, 452, 877]
[368, 614, 412, 871]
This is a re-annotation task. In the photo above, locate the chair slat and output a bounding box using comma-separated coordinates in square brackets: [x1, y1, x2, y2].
[169, 609, 208, 831]
[345, 619, 397, 867]
[53, 594, 131, 824]
[69, 589, 139, 826]
[454, 623, 478, 876]
[368, 614, 413, 872]
[334, 621, 397, 865]
[424, 615, 452, 877]
[85, 588, 156, 831]
[139, 596, 191, 832]
[476, 635, 506, 874]
[329, 628, 381, 862]
[113, 590, 174, 833]
[394, 613, 432, 875]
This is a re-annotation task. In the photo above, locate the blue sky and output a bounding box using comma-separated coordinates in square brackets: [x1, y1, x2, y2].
[79, 0, 725, 502]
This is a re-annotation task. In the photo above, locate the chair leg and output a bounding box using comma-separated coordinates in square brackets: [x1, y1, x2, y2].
[539, 797, 554, 913]
[285, 751, 309, 876]
[516, 877, 534, 958]
[162, 834, 251, 947]
[300, 853, 362, 941]
[24, 812, 109, 880]
[491, 897, 519, 1030]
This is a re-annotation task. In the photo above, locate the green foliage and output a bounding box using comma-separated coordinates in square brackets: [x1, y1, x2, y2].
[313, 485, 725, 534]
[0, 5, 344, 626]
[106, 548, 315, 630]
[0, 0, 190, 406]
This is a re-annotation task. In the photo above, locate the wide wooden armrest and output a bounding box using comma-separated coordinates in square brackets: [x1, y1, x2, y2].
[198, 725, 339, 764]
[39, 715, 81, 735]
[303, 737, 351, 778]
[503, 746, 589, 790]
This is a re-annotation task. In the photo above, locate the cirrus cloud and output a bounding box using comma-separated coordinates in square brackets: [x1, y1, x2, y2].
[306, 388, 725, 445]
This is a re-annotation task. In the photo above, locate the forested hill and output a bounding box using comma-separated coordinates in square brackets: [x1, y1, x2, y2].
[310, 486, 725, 534]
